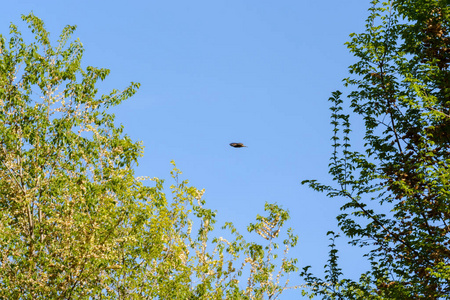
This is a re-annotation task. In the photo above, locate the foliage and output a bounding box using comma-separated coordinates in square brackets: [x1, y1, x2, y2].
[0, 13, 300, 299]
[302, 0, 450, 299]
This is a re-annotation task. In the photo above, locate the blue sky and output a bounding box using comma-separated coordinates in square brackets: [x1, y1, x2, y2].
[2, 1, 373, 297]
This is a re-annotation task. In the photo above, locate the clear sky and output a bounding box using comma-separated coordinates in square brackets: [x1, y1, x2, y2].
[2, 1, 373, 297]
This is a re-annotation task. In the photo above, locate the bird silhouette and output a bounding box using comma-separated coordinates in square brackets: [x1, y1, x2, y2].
[229, 143, 247, 148]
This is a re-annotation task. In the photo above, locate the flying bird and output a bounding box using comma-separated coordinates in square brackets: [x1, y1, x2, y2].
[229, 143, 247, 148]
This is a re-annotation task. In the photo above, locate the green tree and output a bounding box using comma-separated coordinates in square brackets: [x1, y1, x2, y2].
[0, 13, 300, 299]
[302, 0, 450, 298]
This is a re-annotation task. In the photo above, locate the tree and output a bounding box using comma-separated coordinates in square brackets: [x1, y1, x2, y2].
[301, 0, 450, 298]
[0, 13, 300, 299]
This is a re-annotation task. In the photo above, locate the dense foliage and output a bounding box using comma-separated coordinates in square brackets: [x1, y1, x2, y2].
[302, 0, 450, 298]
[0, 14, 299, 299]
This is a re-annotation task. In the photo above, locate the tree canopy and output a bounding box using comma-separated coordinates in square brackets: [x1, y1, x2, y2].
[0, 13, 299, 299]
[302, 0, 450, 298]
